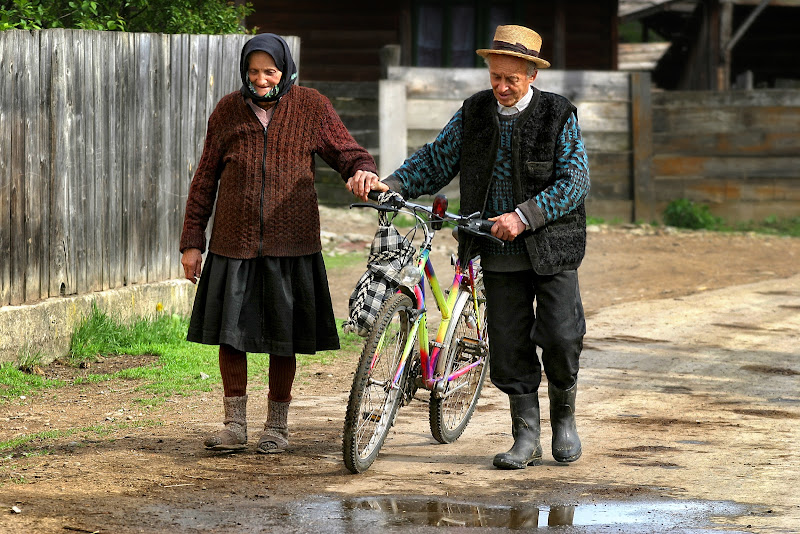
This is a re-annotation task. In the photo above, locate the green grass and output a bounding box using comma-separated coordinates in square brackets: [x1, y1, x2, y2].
[718, 215, 800, 237]
[0, 305, 364, 462]
[0, 364, 67, 399]
[2, 304, 364, 405]
[0, 420, 162, 453]
[586, 199, 800, 238]
[323, 251, 367, 270]
[662, 199, 800, 236]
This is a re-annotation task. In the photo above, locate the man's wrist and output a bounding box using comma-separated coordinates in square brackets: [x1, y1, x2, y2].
[515, 208, 531, 230]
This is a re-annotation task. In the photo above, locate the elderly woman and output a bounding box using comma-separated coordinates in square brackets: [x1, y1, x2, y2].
[180, 34, 378, 453]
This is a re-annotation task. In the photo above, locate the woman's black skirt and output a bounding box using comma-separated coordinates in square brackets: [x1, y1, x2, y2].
[187, 252, 340, 355]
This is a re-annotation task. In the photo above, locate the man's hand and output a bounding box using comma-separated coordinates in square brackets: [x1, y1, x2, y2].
[346, 170, 388, 201]
[489, 212, 526, 241]
[181, 248, 203, 284]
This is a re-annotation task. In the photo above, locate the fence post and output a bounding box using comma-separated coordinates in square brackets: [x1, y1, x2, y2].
[0, 32, 12, 306]
[631, 71, 654, 223]
[379, 79, 407, 178]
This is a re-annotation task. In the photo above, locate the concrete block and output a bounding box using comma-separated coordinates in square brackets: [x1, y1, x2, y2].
[0, 279, 197, 365]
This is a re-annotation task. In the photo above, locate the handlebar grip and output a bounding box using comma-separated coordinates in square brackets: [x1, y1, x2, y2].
[367, 190, 382, 201]
[477, 220, 494, 233]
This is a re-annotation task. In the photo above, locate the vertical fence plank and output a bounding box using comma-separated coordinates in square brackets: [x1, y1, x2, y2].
[10, 30, 26, 305]
[21, 30, 43, 304]
[88, 31, 108, 290]
[119, 31, 136, 286]
[0, 32, 12, 306]
[70, 29, 87, 296]
[379, 80, 408, 177]
[199, 35, 218, 249]
[185, 34, 205, 251]
[221, 34, 244, 99]
[107, 31, 122, 290]
[631, 71, 654, 223]
[150, 33, 169, 283]
[82, 31, 100, 293]
[131, 32, 150, 286]
[169, 34, 185, 280]
[38, 30, 53, 300]
[201, 35, 216, 135]
[49, 29, 71, 298]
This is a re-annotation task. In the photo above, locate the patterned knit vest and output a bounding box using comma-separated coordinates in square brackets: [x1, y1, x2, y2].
[482, 114, 527, 259]
[458, 88, 587, 275]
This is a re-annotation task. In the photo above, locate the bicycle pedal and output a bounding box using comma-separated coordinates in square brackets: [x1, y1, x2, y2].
[458, 336, 484, 356]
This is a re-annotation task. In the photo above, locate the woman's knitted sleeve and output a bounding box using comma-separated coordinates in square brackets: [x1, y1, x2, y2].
[179, 113, 224, 253]
[316, 98, 377, 179]
[382, 108, 463, 199]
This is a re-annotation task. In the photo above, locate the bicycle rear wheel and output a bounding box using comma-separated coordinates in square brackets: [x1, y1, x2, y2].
[343, 293, 414, 473]
[429, 277, 489, 444]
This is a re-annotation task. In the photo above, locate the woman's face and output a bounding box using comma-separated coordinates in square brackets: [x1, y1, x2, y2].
[247, 51, 283, 97]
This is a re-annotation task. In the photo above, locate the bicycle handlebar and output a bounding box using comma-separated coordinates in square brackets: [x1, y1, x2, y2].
[353, 190, 503, 246]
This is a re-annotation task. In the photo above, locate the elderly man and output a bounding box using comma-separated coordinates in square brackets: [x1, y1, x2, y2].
[348, 25, 589, 469]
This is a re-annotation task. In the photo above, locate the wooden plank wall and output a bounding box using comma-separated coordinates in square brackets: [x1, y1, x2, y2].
[651, 89, 800, 221]
[0, 29, 294, 308]
[247, 0, 402, 82]
[379, 66, 634, 220]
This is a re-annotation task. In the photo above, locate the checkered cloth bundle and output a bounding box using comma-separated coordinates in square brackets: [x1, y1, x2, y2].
[343, 215, 416, 337]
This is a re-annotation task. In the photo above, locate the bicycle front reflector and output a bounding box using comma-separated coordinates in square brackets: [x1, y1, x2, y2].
[432, 194, 448, 230]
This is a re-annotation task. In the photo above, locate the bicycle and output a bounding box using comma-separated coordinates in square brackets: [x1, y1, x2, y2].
[342, 190, 501, 473]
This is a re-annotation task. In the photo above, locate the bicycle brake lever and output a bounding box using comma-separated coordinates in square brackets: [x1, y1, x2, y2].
[457, 220, 505, 246]
[349, 202, 398, 213]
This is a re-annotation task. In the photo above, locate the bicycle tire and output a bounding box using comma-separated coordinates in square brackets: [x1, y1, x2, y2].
[429, 276, 489, 444]
[343, 293, 414, 473]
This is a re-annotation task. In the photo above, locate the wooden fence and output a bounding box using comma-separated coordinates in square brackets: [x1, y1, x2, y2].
[378, 67, 640, 221]
[650, 90, 800, 221]
[0, 29, 298, 308]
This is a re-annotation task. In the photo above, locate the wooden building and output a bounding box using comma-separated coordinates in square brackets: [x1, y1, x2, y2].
[620, 0, 800, 90]
[246, 0, 619, 82]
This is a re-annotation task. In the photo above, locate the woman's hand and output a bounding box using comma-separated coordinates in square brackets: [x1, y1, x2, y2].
[489, 212, 526, 241]
[346, 170, 388, 201]
[181, 248, 203, 284]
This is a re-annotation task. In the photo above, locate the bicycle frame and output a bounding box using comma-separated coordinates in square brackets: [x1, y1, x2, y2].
[373, 213, 487, 395]
[344, 191, 499, 472]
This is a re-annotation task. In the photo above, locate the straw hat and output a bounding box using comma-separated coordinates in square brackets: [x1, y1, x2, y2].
[476, 25, 551, 69]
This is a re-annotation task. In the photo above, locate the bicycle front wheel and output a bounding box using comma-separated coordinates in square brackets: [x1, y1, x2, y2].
[429, 279, 489, 444]
[343, 293, 414, 473]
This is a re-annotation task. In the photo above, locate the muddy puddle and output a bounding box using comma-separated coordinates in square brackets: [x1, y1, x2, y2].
[143, 495, 750, 533]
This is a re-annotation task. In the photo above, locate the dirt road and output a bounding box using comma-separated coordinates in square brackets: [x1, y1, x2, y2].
[1, 208, 798, 533]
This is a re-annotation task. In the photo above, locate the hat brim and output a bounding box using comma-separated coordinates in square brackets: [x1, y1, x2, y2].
[476, 49, 551, 69]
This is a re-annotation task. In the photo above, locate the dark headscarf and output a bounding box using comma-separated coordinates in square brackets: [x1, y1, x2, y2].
[240, 33, 298, 103]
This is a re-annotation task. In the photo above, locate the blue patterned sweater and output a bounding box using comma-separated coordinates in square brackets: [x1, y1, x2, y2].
[385, 105, 590, 266]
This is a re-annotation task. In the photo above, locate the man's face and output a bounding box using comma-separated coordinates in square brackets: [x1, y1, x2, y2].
[488, 55, 537, 108]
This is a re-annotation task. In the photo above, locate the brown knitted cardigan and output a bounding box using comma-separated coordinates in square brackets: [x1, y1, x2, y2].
[180, 85, 377, 258]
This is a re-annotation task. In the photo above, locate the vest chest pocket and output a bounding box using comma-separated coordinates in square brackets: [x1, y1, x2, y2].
[524, 160, 554, 190]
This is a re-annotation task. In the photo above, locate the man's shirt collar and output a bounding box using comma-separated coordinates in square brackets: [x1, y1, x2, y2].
[497, 85, 534, 115]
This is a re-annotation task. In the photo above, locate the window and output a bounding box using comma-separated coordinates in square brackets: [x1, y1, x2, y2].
[414, 1, 518, 68]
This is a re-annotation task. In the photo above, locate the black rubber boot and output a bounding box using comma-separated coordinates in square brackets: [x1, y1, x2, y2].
[493, 393, 543, 469]
[549, 382, 582, 463]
